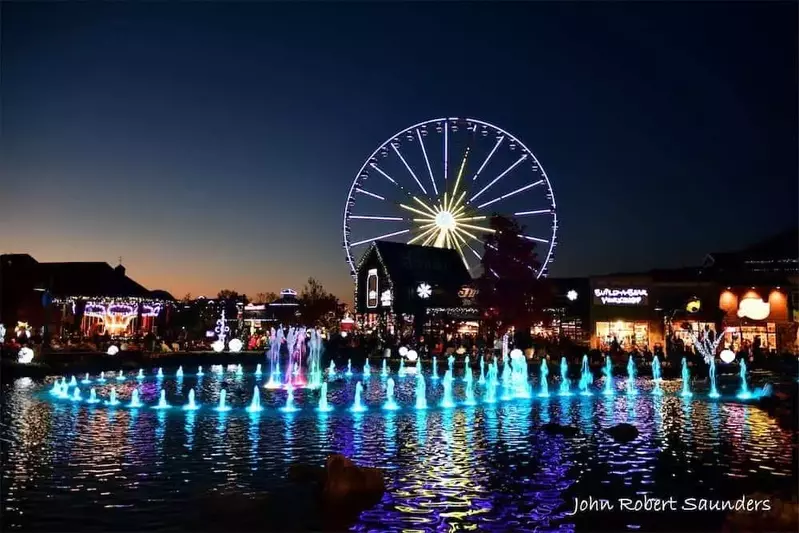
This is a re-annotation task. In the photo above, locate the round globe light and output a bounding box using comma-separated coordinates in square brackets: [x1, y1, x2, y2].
[211, 340, 225, 353]
[406, 349, 418, 362]
[341, 331, 348, 338]
[107, 345, 119, 356]
[18, 347, 34, 364]
[456, 347, 466, 355]
[720, 349, 735, 364]
[399, 346, 409, 357]
[510, 348, 523, 360]
[228, 338, 243, 353]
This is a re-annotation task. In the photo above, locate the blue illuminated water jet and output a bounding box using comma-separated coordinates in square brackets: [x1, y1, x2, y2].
[500, 360, 513, 401]
[137, 369, 144, 380]
[236, 364, 243, 377]
[129, 389, 142, 408]
[69, 376, 77, 387]
[176, 366, 184, 378]
[626, 355, 638, 396]
[255, 364, 262, 377]
[708, 358, 720, 398]
[72, 387, 81, 401]
[538, 359, 550, 398]
[87, 388, 100, 404]
[107, 388, 120, 406]
[440, 370, 455, 408]
[384, 378, 399, 410]
[652, 356, 663, 395]
[398, 359, 406, 377]
[328, 361, 336, 377]
[484, 364, 498, 403]
[447, 354, 455, 375]
[346, 359, 353, 377]
[415, 373, 427, 409]
[97, 372, 106, 383]
[602, 356, 614, 396]
[279, 384, 298, 412]
[559, 357, 572, 396]
[381, 359, 388, 378]
[81, 373, 91, 385]
[363, 358, 371, 377]
[351, 382, 366, 412]
[317, 382, 333, 412]
[431, 356, 438, 379]
[154, 389, 170, 409]
[463, 374, 476, 406]
[680, 357, 692, 397]
[246, 387, 262, 413]
[116, 370, 125, 381]
[157, 368, 164, 379]
[478, 357, 486, 385]
[50, 380, 61, 396]
[197, 365, 204, 377]
[578, 355, 592, 396]
[737, 359, 751, 399]
[215, 389, 231, 412]
[184, 388, 199, 411]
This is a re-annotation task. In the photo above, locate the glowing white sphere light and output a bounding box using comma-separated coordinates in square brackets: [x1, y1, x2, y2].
[17, 347, 34, 364]
[720, 349, 735, 364]
[228, 338, 243, 353]
[107, 345, 119, 356]
[340, 331, 348, 338]
[510, 348, 523, 360]
[211, 340, 225, 353]
[399, 346, 409, 357]
[406, 349, 418, 362]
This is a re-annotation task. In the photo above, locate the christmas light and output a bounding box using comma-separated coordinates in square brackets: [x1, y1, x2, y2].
[720, 349, 735, 364]
[228, 338, 243, 352]
[18, 347, 34, 364]
[107, 345, 119, 356]
[417, 283, 432, 299]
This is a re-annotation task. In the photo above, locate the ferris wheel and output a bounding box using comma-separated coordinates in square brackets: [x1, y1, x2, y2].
[343, 117, 558, 279]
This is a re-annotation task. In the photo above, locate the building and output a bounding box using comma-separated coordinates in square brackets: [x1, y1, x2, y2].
[0, 254, 172, 339]
[535, 277, 591, 343]
[354, 241, 475, 336]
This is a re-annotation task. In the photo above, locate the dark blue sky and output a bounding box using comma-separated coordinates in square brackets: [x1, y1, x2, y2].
[2, 2, 796, 301]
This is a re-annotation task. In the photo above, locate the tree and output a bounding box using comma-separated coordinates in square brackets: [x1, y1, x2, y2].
[181, 293, 193, 303]
[217, 289, 241, 301]
[475, 215, 551, 343]
[299, 277, 341, 327]
[252, 292, 278, 304]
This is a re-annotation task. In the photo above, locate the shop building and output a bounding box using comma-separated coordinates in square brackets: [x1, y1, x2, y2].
[535, 277, 591, 343]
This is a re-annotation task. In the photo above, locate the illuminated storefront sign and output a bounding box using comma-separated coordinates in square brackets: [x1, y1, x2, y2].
[593, 288, 648, 306]
[380, 290, 392, 307]
[458, 286, 477, 299]
[737, 296, 770, 320]
[366, 269, 378, 309]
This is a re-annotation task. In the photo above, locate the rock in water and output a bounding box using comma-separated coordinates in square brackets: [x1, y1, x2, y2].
[542, 422, 579, 437]
[605, 423, 639, 443]
[322, 454, 385, 503]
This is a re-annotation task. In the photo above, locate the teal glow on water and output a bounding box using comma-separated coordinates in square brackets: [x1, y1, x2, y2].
[81, 373, 91, 385]
[737, 359, 751, 399]
[157, 368, 164, 379]
[478, 357, 486, 385]
[328, 361, 336, 377]
[116, 370, 125, 381]
[281, 385, 297, 413]
[155, 389, 170, 409]
[106, 388, 119, 406]
[351, 382, 366, 412]
[414, 374, 427, 409]
[317, 382, 332, 412]
[681, 358, 692, 398]
[255, 364, 262, 376]
[197, 366, 204, 377]
[708, 358, 720, 398]
[652, 356, 663, 395]
[71, 387, 81, 402]
[246, 387, 262, 413]
[602, 356, 613, 396]
[346, 359, 353, 377]
[381, 359, 388, 378]
[398, 360, 406, 377]
[184, 389, 199, 411]
[363, 358, 371, 377]
[176, 366, 184, 378]
[440, 371, 455, 408]
[69, 376, 77, 387]
[431, 356, 438, 379]
[626, 355, 638, 396]
[384, 378, 399, 410]
[579, 355, 592, 396]
[87, 388, 99, 404]
[137, 369, 145, 380]
[129, 389, 142, 408]
[559, 357, 571, 396]
[538, 359, 549, 398]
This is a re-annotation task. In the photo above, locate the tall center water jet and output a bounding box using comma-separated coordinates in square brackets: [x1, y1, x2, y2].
[708, 357, 720, 398]
[255, 363, 262, 376]
[247, 387, 262, 412]
[176, 366, 184, 378]
[737, 359, 751, 399]
[137, 369, 145, 380]
[500, 360, 513, 401]
[328, 361, 336, 377]
[559, 357, 572, 396]
[398, 359, 406, 377]
[351, 382, 366, 412]
[381, 359, 388, 378]
[626, 355, 638, 396]
[81, 373, 91, 385]
[69, 375, 78, 387]
[157, 368, 164, 379]
[447, 354, 455, 375]
[184, 388, 199, 410]
[485, 365, 498, 403]
[384, 378, 399, 410]
[116, 370, 125, 381]
[317, 382, 333, 412]
[87, 388, 99, 404]
[72, 387, 81, 401]
[440, 370, 455, 408]
[107, 388, 119, 406]
[463, 373, 476, 406]
[216, 389, 231, 412]
[579, 355, 592, 396]
[97, 372, 106, 383]
[538, 359, 550, 397]
[652, 355, 663, 395]
[154, 389, 170, 409]
[346, 359, 353, 377]
[415, 373, 427, 409]
[197, 365, 204, 377]
[129, 389, 142, 408]
[280, 383, 298, 412]
[236, 364, 244, 377]
[478, 357, 486, 385]
[431, 356, 438, 379]
[364, 358, 371, 377]
[602, 356, 614, 396]
[680, 357, 692, 397]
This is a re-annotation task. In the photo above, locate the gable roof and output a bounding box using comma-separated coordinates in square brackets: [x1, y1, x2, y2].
[363, 241, 472, 287]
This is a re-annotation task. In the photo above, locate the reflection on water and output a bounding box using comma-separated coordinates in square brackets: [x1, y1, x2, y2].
[1, 372, 795, 531]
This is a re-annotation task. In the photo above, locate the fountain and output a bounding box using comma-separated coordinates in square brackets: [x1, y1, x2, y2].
[283, 327, 307, 387]
[197, 365, 204, 377]
[97, 372, 106, 383]
[578, 355, 592, 396]
[328, 361, 336, 377]
[116, 370, 125, 381]
[363, 358, 371, 377]
[478, 357, 486, 385]
[129, 389, 142, 408]
[306, 329, 324, 389]
[107, 388, 120, 406]
[317, 382, 333, 412]
[215, 364, 223, 375]
[87, 388, 100, 404]
[68, 375, 77, 387]
[176, 366, 184, 378]
[72, 387, 81, 401]
[464, 365, 473, 387]
[464, 375, 476, 406]
[484, 365, 498, 403]
[153, 389, 170, 409]
[255, 363, 262, 377]
[246, 387, 263, 413]
[137, 369, 145, 380]
[626, 355, 638, 396]
[280, 383, 298, 412]
[500, 360, 513, 401]
[447, 354, 455, 375]
[559, 357, 572, 396]
[538, 359, 550, 398]
[50, 380, 61, 396]
[267, 327, 283, 382]
[384, 378, 399, 410]
[708, 357, 720, 398]
[351, 382, 366, 412]
[184, 389, 199, 411]
[652, 356, 663, 395]
[680, 357, 692, 397]
[81, 373, 91, 385]
[431, 356, 438, 379]
[737, 359, 751, 399]
[398, 359, 406, 377]
[381, 359, 388, 378]
[215, 389, 231, 412]
[602, 356, 613, 396]
[157, 368, 164, 379]
[236, 364, 244, 377]
[440, 370, 455, 408]
[415, 373, 427, 409]
[345, 359, 353, 377]
[416, 355, 422, 373]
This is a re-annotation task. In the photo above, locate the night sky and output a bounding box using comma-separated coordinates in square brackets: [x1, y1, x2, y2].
[2, 2, 796, 302]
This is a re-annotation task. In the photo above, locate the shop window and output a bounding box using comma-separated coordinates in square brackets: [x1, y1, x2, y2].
[596, 321, 649, 350]
[672, 321, 717, 347]
[723, 324, 776, 352]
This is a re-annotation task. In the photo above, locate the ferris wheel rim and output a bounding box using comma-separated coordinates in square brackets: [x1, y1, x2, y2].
[343, 117, 558, 280]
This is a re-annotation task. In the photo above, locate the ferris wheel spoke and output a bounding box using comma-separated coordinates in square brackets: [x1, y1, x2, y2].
[476, 179, 543, 209]
[458, 222, 496, 234]
[451, 231, 477, 272]
[408, 225, 439, 245]
[390, 144, 428, 196]
[355, 188, 386, 201]
[422, 230, 438, 246]
[450, 147, 470, 206]
[350, 229, 411, 247]
[472, 136, 504, 182]
[519, 234, 549, 244]
[443, 125, 449, 185]
[416, 129, 438, 196]
[514, 209, 551, 216]
[469, 154, 528, 203]
[349, 215, 405, 221]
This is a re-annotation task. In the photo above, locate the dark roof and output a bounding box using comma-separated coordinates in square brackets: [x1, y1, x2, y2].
[366, 241, 472, 287]
[706, 227, 798, 266]
[149, 289, 176, 302]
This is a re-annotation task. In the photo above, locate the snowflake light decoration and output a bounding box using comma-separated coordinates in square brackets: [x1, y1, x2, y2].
[417, 282, 432, 299]
[567, 290, 578, 301]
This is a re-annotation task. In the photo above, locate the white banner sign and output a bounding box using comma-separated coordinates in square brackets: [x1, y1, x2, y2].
[593, 288, 648, 305]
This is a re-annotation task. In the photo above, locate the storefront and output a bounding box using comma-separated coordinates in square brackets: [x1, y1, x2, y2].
[590, 275, 660, 351]
[718, 286, 791, 353]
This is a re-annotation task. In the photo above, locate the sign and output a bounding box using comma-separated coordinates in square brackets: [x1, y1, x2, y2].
[380, 290, 392, 307]
[593, 288, 648, 306]
[458, 286, 478, 299]
[737, 296, 770, 320]
[366, 269, 378, 309]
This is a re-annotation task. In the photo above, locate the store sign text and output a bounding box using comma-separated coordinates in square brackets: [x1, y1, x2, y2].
[594, 288, 648, 305]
